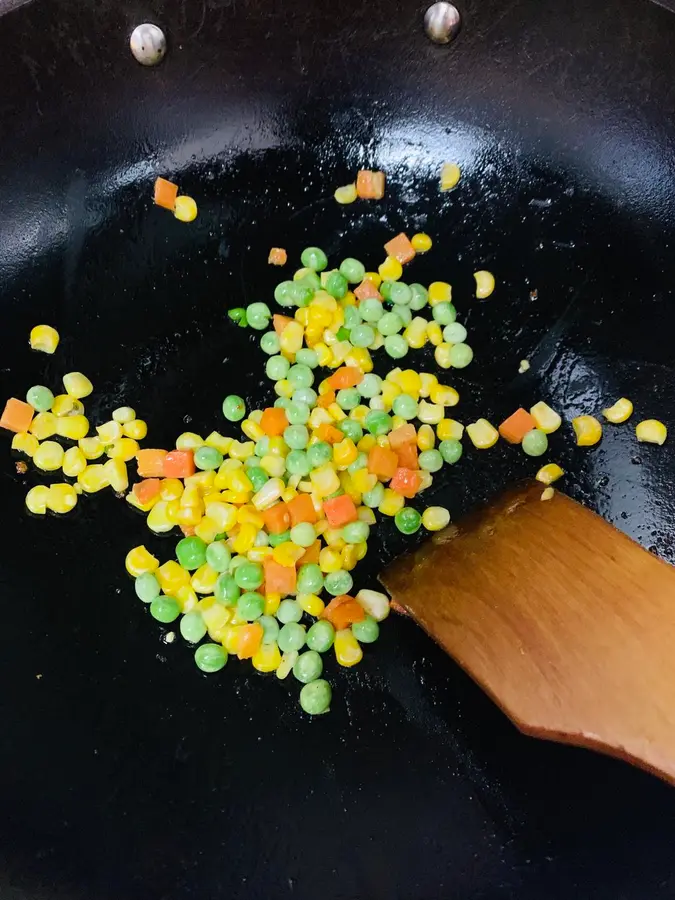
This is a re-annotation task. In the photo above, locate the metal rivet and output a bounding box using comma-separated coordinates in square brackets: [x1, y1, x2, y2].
[424, 2, 462, 44]
[130, 23, 167, 66]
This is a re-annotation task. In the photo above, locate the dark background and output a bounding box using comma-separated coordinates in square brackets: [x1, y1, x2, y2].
[1, 0, 675, 897]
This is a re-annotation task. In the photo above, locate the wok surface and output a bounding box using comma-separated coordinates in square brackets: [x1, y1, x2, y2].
[2, 0, 675, 897]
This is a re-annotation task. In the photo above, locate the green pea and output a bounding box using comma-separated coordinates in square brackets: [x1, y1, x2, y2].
[299, 679, 332, 714]
[277, 599, 303, 624]
[194, 643, 228, 673]
[288, 364, 314, 388]
[256, 436, 270, 457]
[307, 441, 332, 468]
[237, 591, 265, 621]
[297, 270, 321, 291]
[180, 610, 207, 643]
[380, 280, 393, 301]
[336, 388, 361, 410]
[324, 569, 353, 596]
[274, 281, 295, 306]
[377, 311, 403, 336]
[351, 616, 380, 643]
[338, 419, 363, 442]
[234, 561, 264, 590]
[339, 257, 365, 283]
[246, 302, 271, 330]
[392, 394, 418, 420]
[176, 536, 207, 571]
[359, 298, 384, 323]
[384, 334, 408, 359]
[245, 454, 263, 468]
[297, 563, 324, 595]
[326, 271, 348, 299]
[397, 306, 412, 327]
[289, 282, 314, 307]
[448, 343, 473, 368]
[390, 282, 412, 305]
[290, 523, 315, 548]
[135, 572, 160, 603]
[443, 322, 466, 343]
[342, 520, 370, 543]
[229, 555, 248, 573]
[292, 387, 317, 406]
[295, 348, 319, 368]
[268, 529, 291, 548]
[285, 450, 310, 477]
[284, 424, 309, 450]
[362, 482, 385, 508]
[247, 466, 269, 491]
[439, 439, 463, 464]
[286, 401, 310, 425]
[266, 355, 290, 381]
[205, 541, 231, 573]
[433, 303, 457, 326]
[358, 374, 382, 398]
[278, 622, 306, 653]
[394, 507, 422, 535]
[228, 306, 247, 323]
[222, 394, 246, 421]
[26, 385, 54, 412]
[409, 284, 429, 310]
[293, 650, 323, 684]
[351, 324, 376, 348]
[150, 595, 180, 623]
[306, 619, 335, 653]
[365, 410, 392, 436]
[419, 449, 443, 472]
[215, 573, 240, 606]
[260, 331, 280, 355]
[194, 446, 223, 471]
[259, 614, 280, 644]
[300, 246, 328, 272]
[522, 428, 549, 457]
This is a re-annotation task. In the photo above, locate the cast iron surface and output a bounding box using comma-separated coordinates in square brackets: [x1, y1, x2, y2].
[1, 0, 675, 897]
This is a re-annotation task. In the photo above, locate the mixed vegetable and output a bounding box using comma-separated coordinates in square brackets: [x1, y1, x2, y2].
[0, 165, 669, 715]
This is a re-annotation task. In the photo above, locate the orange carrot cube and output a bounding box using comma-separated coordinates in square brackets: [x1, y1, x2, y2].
[163, 450, 195, 478]
[237, 623, 263, 659]
[356, 170, 386, 200]
[262, 502, 291, 535]
[297, 539, 321, 567]
[317, 390, 336, 409]
[367, 445, 398, 480]
[263, 557, 297, 595]
[317, 422, 345, 444]
[268, 247, 287, 266]
[132, 478, 162, 505]
[136, 449, 167, 478]
[273, 314, 294, 336]
[322, 494, 358, 527]
[396, 442, 418, 470]
[0, 398, 34, 433]
[327, 366, 363, 390]
[260, 407, 289, 437]
[154, 177, 178, 210]
[286, 493, 318, 525]
[384, 232, 416, 264]
[321, 594, 366, 630]
[389, 467, 422, 498]
[498, 408, 538, 444]
[388, 423, 417, 450]
[354, 279, 382, 302]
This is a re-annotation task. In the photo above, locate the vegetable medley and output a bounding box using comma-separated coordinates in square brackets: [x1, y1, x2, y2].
[1, 166, 669, 715]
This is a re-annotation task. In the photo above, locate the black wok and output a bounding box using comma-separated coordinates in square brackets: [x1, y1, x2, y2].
[2, 0, 675, 897]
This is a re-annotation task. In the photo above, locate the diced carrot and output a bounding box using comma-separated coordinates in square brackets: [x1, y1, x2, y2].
[396, 442, 419, 470]
[273, 314, 294, 336]
[286, 493, 318, 525]
[390, 467, 422, 498]
[354, 279, 382, 302]
[327, 366, 364, 390]
[154, 177, 178, 210]
[356, 170, 386, 200]
[367, 445, 399, 480]
[237, 622, 263, 659]
[268, 247, 287, 266]
[317, 390, 336, 409]
[262, 501, 291, 534]
[132, 478, 162, 505]
[0, 398, 34, 433]
[136, 449, 167, 478]
[260, 406, 289, 437]
[384, 232, 416, 264]
[297, 539, 321, 567]
[388, 423, 417, 450]
[499, 408, 538, 444]
[180, 525, 196, 536]
[321, 594, 366, 630]
[164, 450, 196, 478]
[317, 422, 345, 444]
[263, 557, 297, 595]
[322, 494, 358, 527]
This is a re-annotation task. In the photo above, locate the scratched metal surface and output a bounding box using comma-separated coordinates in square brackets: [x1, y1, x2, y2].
[1, 0, 675, 898]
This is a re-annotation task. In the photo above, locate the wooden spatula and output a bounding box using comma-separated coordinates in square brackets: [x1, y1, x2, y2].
[381, 482, 675, 785]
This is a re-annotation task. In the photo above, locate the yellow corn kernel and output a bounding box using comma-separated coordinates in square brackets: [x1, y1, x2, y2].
[334, 182, 358, 204]
[308, 304, 333, 329]
[52, 394, 77, 417]
[375, 434, 391, 449]
[29, 412, 57, 440]
[330, 341, 352, 366]
[202, 432, 231, 455]
[63, 372, 93, 399]
[279, 320, 304, 355]
[60, 446, 85, 478]
[313, 342, 332, 367]
[276, 379, 295, 399]
[324, 527, 346, 548]
[380, 381, 401, 407]
[352, 468, 377, 494]
[440, 162, 461, 191]
[174, 506, 204, 527]
[252, 641, 282, 673]
[193, 516, 219, 543]
[474, 270, 495, 299]
[112, 406, 136, 424]
[158, 478, 182, 502]
[422, 506, 451, 531]
[430, 384, 459, 407]
[33, 440, 65, 472]
[378, 488, 405, 516]
[178, 484, 202, 509]
[386, 368, 402, 385]
[297, 593, 325, 617]
[78, 463, 110, 492]
[229, 440, 255, 461]
[345, 347, 373, 374]
[56, 414, 90, 441]
[530, 401, 562, 434]
[434, 343, 453, 369]
[203, 606, 233, 643]
[232, 522, 258, 554]
[174, 585, 197, 613]
[103, 458, 129, 492]
[123, 419, 147, 440]
[466, 419, 499, 449]
[417, 401, 444, 425]
[249, 409, 263, 424]
[146, 499, 175, 532]
[191, 564, 219, 594]
[295, 307, 310, 327]
[25, 484, 51, 515]
[29, 324, 59, 354]
[280, 487, 297, 503]
[319, 546, 343, 573]
[126, 488, 160, 513]
[539, 487, 554, 501]
[239, 419, 264, 442]
[188, 471, 216, 492]
[426, 322, 444, 346]
[327, 402, 347, 423]
[397, 369, 422, 396]
[416, 423, 435, 451]
[202, 491, 222, 508]
[417, 471, 433, 492]
[106, 438, 140, 461]
[404, 317, 428, 350]
[361, 271, 381, 288]
[78, 436, 104, 459]
[204, 501, 237, 533]
[272, 542, 305, 567]
[369, 397, 386, 413]
[174, 432, 203, 451]
[237, 506, 264, 528]
[341, 544, 359, 571]
[572, 415, 602, 447]
[310, 464, 340, 497]
[536, 463, 564, 485]
[11, 431, 39, 457]
[417, 373, 436, 398]
[519, 359, 531, 374]
[96, 421, 122, 443]
[46, 483, 78, 514]
[378, 256, 403, 282]
[357, 507, 376, 527]
[437, 419, 464, 441]
[370, 332, 385, 351]
[428, 281, 451, 305]
[333, 438, 358, 468]
[357, 434, 376, 453]
[411, 232, 432, 253]
[156, 560, 191, 595]
[636, 419, 667, 445]
[264, 592, 282, 616]
[125, 545, 159, 577]
[334, 628, 363, 667]
[173, 195, 197, 222]
[602, 398, 634, 424]
[248, 546, 274, 564]
[331, 307, 345, 331]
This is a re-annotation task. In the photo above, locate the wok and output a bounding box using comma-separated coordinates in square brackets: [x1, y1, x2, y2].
[2, 0, 675, 897]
